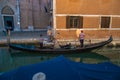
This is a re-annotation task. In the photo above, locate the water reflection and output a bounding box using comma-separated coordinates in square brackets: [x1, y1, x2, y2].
[0, 47, 119, 73]
[11, 51, 110, 62]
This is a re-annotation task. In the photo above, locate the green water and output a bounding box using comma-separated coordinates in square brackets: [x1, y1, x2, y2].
[0, 47, 120, 73]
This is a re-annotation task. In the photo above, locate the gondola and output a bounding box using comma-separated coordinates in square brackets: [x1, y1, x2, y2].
[9, 36, 113, 54]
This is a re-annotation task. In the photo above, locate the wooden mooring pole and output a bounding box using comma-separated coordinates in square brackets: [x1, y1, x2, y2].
[7, 30, 11, 52]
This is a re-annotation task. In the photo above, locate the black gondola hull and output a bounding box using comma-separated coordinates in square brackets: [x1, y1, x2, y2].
[9, 36, 113, 54]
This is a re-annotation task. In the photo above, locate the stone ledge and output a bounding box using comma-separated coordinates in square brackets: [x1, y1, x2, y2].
[0, 38, 120, 48]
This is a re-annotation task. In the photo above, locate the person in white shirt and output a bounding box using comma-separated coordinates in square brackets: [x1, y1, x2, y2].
[79, 30, 85, 47]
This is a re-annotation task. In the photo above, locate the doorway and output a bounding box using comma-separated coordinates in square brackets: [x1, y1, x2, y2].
[3, 16, 14, 31]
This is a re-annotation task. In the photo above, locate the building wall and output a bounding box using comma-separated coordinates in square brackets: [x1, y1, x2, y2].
[20, 0, 51, 30]
[83, 17, 100, 28]
[0, 0, 51, 31]
[0, 0, 18, 30]
[112, 17, 120, 28]
[54, 0, 120, 40]
[56, 0, 120, 15]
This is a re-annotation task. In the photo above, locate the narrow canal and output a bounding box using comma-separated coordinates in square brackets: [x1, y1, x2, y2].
[0, 46, 120, 73]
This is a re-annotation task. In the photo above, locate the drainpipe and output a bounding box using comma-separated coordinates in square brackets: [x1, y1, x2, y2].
[53, 0, 56, 38]
[16, 0, 21, 31]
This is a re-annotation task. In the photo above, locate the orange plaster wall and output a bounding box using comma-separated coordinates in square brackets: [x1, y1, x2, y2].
[112, 17, 120, 28]
[55, 0, 120, 39]
[83, 17, 100, 28]
[56, 0, 81, 14]
[78, 0, 101, 14]
[56, 0, 120, 15]
[112, 0, 120, 15]
[56, 16, 66, 29]
[56, 0, 101, 14]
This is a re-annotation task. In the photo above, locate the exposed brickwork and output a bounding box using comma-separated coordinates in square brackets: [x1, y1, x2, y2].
[55, 30, 120, 40]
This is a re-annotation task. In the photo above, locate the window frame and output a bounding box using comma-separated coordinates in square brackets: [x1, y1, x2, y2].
[66, 16, 83, 29]
[101, 16, 111, 28]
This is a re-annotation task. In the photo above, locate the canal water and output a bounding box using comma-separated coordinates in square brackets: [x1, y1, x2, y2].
[0, 46, 120, 73]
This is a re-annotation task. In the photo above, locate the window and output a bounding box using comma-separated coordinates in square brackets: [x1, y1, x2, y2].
[66, 16, 83, 28]
[101, 17, 110, 28]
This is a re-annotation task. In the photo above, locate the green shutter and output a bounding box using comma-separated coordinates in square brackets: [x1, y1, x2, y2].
[66, 16, 70, 28]
[79, 16, 83, 28]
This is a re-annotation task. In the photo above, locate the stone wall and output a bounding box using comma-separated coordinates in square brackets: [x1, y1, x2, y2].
[0, 0, 51, 31]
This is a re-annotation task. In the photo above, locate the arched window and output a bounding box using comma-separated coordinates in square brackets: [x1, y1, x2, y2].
[1, 6, 14, 15]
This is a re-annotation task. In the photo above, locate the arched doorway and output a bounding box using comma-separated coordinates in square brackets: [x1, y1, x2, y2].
[1, 6, 14, 31]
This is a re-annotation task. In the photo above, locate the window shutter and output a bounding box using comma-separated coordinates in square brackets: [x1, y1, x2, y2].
[79, 16, 83, 28]
[101, 17, 110, 28]
[66, 16, 70, 28]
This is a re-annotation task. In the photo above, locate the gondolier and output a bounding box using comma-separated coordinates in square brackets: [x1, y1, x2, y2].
[79, 30, 85, 47]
